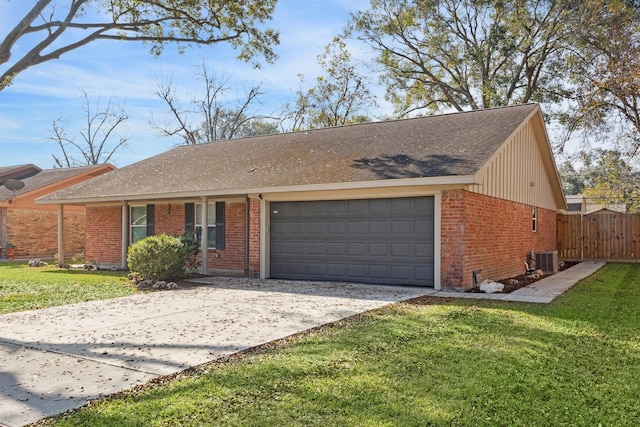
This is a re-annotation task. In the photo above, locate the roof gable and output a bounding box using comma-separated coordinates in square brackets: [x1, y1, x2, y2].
[41, 104, 542, 204]
[0, 164, 115, 205]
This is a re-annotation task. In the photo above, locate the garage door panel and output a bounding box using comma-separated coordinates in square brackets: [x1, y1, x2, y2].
[369, 265, 389, 278]
[391, 220, 411, 234]
[347, 221, 367, 234]
[327, 263, 346, 276]
[415, 219, 434, 234]
[347, 264, 366, 277]
[327, 242, 346, 255]
[326, 222, 345, 234]
[347, 242, 366, 256]
[415, 266, 434, 281]
[270, 197, 434, 287]
[391, 266, 411, 280]
[414, 243, 434, 257]
[369, 220, 388, 234]
[367, 242, 387, 256]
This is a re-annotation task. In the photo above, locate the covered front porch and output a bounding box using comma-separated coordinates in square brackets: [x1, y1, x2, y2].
[51, 195, 266, 277]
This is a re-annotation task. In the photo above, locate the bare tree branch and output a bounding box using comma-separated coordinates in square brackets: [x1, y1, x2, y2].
[48, 91, 130, 167]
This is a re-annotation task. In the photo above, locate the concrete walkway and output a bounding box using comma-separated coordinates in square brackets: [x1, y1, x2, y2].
[0, 261, 604, 427]
[433, 261, 605, 303]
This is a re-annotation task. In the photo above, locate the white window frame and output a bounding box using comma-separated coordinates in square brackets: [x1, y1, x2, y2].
[130, 205, 148, 244]
[532, 206, 538, 232]
[195, 203, 217, 249]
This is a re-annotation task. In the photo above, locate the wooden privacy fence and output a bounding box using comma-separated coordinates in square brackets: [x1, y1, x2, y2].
[557, 213, 640, 261]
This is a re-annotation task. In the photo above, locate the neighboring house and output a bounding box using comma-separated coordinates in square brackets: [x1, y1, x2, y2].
[561, 194, 626, 214]
[0, 164, 116, 259]
[39, 104, 566, 290]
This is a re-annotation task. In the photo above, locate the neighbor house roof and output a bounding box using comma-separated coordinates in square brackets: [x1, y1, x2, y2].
[39, 104, 551, 204]
[0, 164, 42, 184]
[0, 164, 116, 204]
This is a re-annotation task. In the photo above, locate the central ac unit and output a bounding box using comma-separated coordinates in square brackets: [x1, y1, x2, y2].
[535, 251, 558, 274]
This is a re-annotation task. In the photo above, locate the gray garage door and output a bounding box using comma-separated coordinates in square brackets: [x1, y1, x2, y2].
[270, 197, 434, 287]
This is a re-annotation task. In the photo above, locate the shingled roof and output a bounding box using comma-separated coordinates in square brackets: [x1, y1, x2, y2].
[0, 164, 42, 185]
[0, 165, 115, 202]
[40, 104, 541, 204]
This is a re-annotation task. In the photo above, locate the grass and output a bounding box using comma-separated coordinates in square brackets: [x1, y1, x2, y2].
[0, 263, 135, 314]
[37, 263, 640, 426]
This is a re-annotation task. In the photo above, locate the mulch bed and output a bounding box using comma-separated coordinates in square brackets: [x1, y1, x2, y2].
[495, 261, 580, 293]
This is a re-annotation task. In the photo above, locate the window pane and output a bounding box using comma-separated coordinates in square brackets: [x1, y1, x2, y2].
[207, 205, 216, 225]
[207, 227, 216, 248]
[131, 206, 147, 226]
[195, 205, 202, 227]
[131, 226, 147, 244]
[195, 203, 216, 226]
[194, 204, 218, 248]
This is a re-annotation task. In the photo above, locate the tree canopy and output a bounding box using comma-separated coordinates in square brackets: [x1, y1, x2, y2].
[0, 0, 279, 90]
[346, 0, 576, 116]
[559, 149, 640, 212]
[288, 37, 376, 130]
[561, 0, 640, 157]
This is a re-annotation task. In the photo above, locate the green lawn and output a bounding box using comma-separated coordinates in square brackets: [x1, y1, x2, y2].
[36, 263, 640, 426]
[0, 263, 135, 314]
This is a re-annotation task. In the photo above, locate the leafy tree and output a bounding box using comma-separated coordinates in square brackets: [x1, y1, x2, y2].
[346, 0, 577, 116]
[152, 65, 279, 144]
[560, 149, 640, 212]
[0, 0, 279, 90]
[558, 160, 586, 195]
[562, 0, 640, 157]
[288, 37, 376, 130]
[48, 91, 129, 167]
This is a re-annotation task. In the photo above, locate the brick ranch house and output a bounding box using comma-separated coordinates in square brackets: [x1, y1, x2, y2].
[39, 104, 566, 290]
[0, 164, 115, 259]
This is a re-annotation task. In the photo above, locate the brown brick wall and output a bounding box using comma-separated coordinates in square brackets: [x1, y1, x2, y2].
[204, 201, 246, 271]
[85, 202, 248, 272]
[441, 190, 557, 290]
[155, 203, 186, 236]
[248, 198, 261, 276]
[85, 206, 122, 264]
[5, 208, 86, 259]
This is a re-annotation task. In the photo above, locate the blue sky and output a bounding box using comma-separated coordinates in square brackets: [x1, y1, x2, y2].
[0, 0, 374, 168]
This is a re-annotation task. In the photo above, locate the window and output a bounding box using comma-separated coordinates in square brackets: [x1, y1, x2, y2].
[185, 202, 225, 249]
[532, 206, 537, 232]
[130, 205, 155, 244]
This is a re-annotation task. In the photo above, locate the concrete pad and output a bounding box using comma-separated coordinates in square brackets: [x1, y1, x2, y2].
[0, 279, 433, 427]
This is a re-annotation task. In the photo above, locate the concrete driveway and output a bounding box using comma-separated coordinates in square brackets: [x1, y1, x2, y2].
[0, 278, 434, 427]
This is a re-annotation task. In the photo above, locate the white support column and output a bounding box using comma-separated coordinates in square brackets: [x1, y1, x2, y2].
[57, 204, 64, 267]
[200, 197, 208, 275]
[121, 202, 129, 269]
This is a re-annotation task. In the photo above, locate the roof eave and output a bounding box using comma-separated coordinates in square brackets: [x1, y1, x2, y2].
[36, 175, 478, 205]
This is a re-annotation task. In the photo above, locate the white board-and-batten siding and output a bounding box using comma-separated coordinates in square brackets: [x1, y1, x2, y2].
[468, 121, 558, 211]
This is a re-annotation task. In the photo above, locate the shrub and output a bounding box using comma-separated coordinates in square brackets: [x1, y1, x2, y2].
[127, 233, 200, 281]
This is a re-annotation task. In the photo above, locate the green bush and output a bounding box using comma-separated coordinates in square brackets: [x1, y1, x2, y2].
[127, 233, 200, 281]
